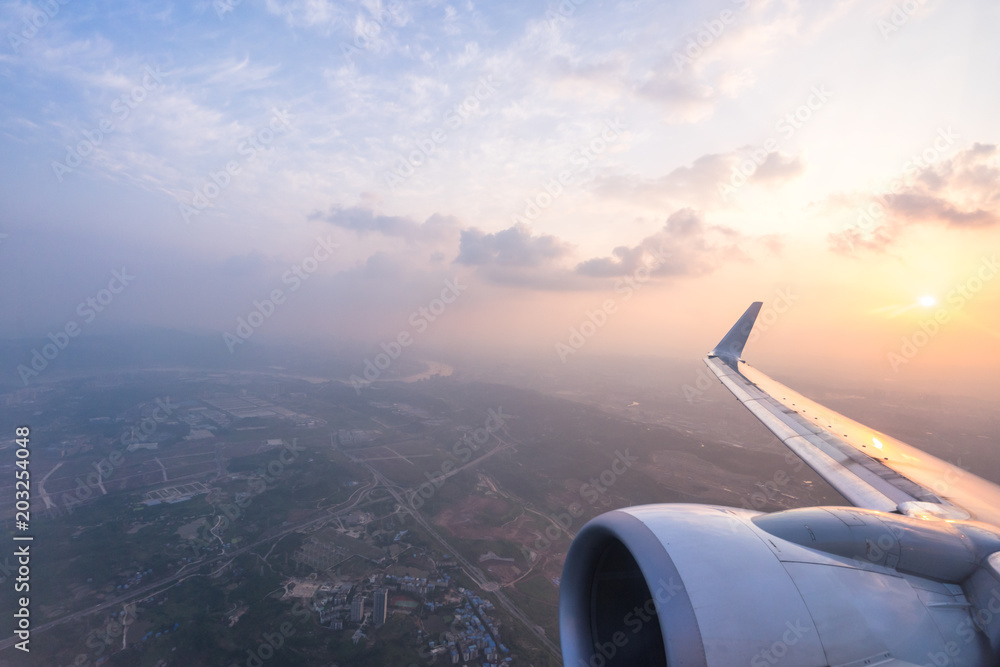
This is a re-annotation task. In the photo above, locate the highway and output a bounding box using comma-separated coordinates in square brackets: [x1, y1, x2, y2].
[0, 478, 376, 654]
[2, 426, 562, 662]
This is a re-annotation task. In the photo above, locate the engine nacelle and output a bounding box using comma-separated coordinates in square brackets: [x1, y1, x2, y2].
[559, 504, 998, 666]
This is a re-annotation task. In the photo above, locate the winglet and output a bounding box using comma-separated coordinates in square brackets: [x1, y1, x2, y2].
[708, 301, 763, 369]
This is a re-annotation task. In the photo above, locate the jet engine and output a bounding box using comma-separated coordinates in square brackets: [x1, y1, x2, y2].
[559, 504, 1000, 666]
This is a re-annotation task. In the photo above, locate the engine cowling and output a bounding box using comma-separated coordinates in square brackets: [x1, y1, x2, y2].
[559, 504, 1000, 666]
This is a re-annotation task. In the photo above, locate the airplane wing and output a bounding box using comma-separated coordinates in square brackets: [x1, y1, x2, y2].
[705, 301, 1000, 527]
[559, 302, 1000, 666]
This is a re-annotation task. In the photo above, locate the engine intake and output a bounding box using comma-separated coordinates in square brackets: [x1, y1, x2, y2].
[560, 504, 998, 666]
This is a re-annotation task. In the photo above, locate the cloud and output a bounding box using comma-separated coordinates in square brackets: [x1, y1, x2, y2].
[264, 0, 346, 31]
[828, 225, 893, 255]
[197, 57, 281, 93]
[635, 63, 749, 123]
[588, 146, 804, 211]
[310, 207, 773, 294]
[829, 143, 1000, 253]
[588, 152, 736, 210]
[889, 192, 998, 227]
[575, 208, 753, 277]
[887, 143, 1000, 228]
[456, 223, 572, 267]
[314, 206, 459, 243]
[752, 151, 804, 183]
[625, 0, 855, 123]
[316, 211, 761, 293]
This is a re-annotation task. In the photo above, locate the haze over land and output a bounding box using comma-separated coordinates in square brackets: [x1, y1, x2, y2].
[1, 0, 999, 398]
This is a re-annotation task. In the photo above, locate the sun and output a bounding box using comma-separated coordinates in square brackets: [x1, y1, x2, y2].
[919, 295, 937, 308]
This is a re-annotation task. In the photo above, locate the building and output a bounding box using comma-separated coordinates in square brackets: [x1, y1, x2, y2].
[373, 588, 388, 626]
[351, 595, 365, 623]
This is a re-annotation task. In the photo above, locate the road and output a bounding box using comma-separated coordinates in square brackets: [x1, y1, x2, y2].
[351, 450, 563, 660]
[0, 477, 377, 654]
[4, 425, 563, 662]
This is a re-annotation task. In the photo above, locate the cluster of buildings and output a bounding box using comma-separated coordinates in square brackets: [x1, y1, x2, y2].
[0, 387, 47, 406]
[280, 563, 516, 664]
[294, 580, 391, 633]
[345, 587, 389, 627]
[178, 405, 230, 431]
[335, 429, 375, 446]
[418, 588, 511, 665]
[386, 572, 437, 595]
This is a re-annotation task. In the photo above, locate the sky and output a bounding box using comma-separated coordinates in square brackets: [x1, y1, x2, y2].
[1, 0, 999, 395]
